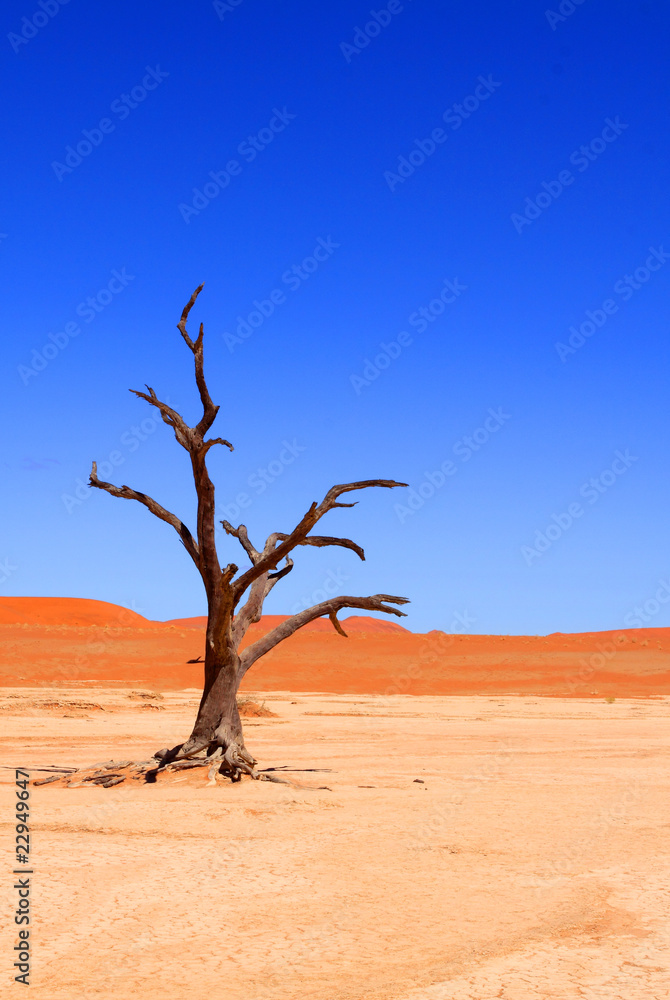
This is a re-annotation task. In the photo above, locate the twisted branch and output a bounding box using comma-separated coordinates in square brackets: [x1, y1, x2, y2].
[221, 521, 261, 564]
[89, 462, 200, 567]
[239, 593, 409, 675]
[130, 386, 192, 450]
[231, 480, 406, 603]
[177, 283, 219, 437]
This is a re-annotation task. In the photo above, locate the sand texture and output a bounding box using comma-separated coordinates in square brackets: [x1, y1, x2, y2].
[1, 688, 669, 999]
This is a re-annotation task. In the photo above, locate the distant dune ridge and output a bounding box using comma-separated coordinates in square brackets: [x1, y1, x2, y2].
[0, 597, 668, 697]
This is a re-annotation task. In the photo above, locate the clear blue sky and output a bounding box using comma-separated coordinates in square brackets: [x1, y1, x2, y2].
[2, 0, 669, 634]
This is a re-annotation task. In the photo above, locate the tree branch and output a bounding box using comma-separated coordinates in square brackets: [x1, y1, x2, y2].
[273, 532, 365, 561]
[202, 437, 234, 456]
[89, 462, 200, 567]
[328, 611, 348, 637]
[239, 593, 409, 675]
[130, 386, 192, 450]
[231, 557, 293, 645]
[231, 480, 406, 603]
[177, 283, 219, 437]
[221, 521, 261, 564]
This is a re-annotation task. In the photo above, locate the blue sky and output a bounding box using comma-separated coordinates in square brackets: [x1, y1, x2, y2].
[2, 0, 669, 634]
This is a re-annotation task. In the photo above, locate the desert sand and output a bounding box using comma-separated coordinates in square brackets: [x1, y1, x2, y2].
[1, 598, 669, 998]
[1, 688, 669, 999]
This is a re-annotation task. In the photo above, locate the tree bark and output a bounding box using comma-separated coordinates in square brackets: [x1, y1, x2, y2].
[179, 599, 244, 754]
[88, 285, 410, 781]
[187, 652, 241, 747]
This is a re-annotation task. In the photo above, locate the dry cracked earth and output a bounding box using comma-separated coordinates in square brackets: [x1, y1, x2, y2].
[1, 689, 669, 999]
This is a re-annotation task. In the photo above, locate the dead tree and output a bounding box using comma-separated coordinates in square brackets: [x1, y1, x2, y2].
[90, 285, 409, 780]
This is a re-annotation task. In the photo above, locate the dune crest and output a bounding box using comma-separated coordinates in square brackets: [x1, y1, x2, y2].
[1, 597, 668, 697]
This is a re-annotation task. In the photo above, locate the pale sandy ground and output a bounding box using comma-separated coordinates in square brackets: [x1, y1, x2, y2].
[1, 690, 669, 999]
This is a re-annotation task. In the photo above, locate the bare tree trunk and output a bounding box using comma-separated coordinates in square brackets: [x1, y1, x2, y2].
[187, 650, 241, 746]
[88, 284, 410, 782]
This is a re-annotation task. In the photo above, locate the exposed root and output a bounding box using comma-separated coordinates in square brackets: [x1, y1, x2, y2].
[32, 756, 329, 790]
[221, 741, 259, 781]
[207, 749, 223, 785]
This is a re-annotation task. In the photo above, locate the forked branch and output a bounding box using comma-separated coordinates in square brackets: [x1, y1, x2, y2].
[130, 386, 192, 450]
[177, 283, 220, 437]
[231, 480, 406, 602]
[221, 521, 261, 564]
[239, 593, 409, 675]
[231, 557, 293, 644]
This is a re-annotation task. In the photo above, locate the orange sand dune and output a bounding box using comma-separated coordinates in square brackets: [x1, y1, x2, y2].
[0, 597, 668, 697]
[0, 596, 162, 628]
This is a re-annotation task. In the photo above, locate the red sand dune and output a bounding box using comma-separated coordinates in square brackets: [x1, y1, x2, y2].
[1, 597, 668, 697]
[0, 596, 162, 629]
